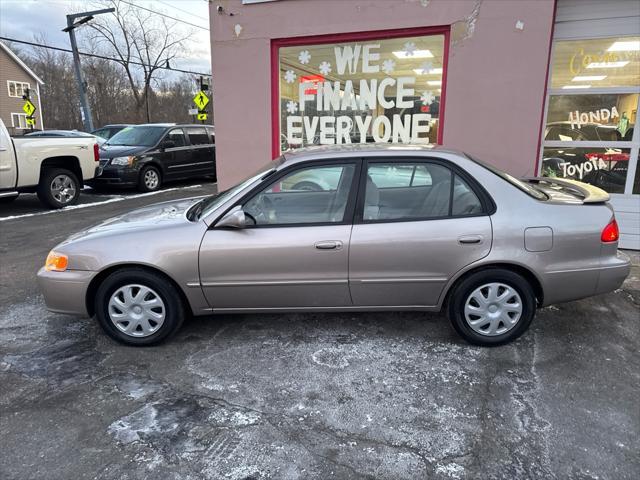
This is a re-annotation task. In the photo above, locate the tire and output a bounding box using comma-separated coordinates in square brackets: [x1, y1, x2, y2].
[94, 268, 185, 346]
[447, 269, 536, 347]
[37, 168, 80, 209]
[0, 194, 19, 204]
[137, 165, 162, 192]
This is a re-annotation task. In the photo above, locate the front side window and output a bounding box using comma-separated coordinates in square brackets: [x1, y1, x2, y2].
[277, 31, 446, 154]
[363, 162, 452, 221]
[244, 164, 356, 225]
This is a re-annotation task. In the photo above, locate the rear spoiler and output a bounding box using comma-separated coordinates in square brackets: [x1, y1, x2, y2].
[523, 177, 610, 203]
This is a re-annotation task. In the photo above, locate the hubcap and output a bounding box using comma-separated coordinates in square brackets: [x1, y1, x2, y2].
[463, 282, 523, 336]
[50, 175, 76, 204]
[144, 170, 159, 189]
[108, 284, 166, 337]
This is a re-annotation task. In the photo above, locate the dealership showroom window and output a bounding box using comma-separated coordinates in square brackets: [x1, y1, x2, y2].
[276, 30, 447, 154]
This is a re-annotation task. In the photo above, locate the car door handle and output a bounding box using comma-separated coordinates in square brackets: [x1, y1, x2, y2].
[315, 240, 342, 250]
[458, 235, 483, 245]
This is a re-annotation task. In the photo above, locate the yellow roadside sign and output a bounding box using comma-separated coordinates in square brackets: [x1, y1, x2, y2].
[26, 117, 36, 126]
[193, 91, 209, 110]
[197, 113, 208, 121]
[23, 100, 36, 116]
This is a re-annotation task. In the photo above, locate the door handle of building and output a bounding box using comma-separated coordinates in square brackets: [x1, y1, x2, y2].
[315, 240, 342, 250]
[458, 235, 482, 245]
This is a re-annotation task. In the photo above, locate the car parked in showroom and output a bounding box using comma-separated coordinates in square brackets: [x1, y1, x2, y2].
[92, 123, 215, 192]
[37, 145, 630, 347]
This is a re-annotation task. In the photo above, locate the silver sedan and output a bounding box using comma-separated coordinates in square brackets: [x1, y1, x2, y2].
[37, 145, 631, 346]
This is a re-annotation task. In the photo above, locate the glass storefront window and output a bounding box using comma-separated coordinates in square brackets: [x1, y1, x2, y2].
[542, 147, 631, 194]
[550, 36, 640, 89]
[277, 33, 446, 153]
[545, 93, 637, 142]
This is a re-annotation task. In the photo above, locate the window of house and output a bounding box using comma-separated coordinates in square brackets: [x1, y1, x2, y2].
[541, 36, 640, 195]
[275, 29, 448, 156]
[11, 113, 27, 129]
[7, 81, 30, 98]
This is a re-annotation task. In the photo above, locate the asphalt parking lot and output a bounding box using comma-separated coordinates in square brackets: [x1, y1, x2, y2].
[1, 183, 639, 480]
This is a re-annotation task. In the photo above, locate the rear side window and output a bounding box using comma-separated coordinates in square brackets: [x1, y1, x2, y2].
[206, 126, 215, 144]
[187, 127, 210, 145]
[167, 129, 186, 147]
[452, 175, 482, 215]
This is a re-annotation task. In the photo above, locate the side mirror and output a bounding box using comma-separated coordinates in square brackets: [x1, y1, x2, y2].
[215, 206, 247, 228]
[161, 140, 176, 150]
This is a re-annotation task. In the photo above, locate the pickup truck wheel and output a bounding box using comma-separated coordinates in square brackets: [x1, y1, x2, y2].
[37, 169, 80, 209]
[138, 165, 161, 192]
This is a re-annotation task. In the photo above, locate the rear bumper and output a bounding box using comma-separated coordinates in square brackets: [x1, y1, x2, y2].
[36, 268, 96, 316]
[595, 251, 631, 295]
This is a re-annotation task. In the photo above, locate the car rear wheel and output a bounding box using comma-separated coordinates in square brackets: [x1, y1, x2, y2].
[95, 268, 185, 346]
[138, 165, 161, 192]
[37, 168, 80, 209]
[447, 269, 536, 346]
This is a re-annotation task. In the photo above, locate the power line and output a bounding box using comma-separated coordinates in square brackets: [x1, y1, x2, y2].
[118, 0, 209, 31]
[155, 0, 207, 21]
[0, 36, 212, 77]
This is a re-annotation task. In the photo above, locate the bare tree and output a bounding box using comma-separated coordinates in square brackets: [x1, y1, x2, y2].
[80, 0, 193, 122]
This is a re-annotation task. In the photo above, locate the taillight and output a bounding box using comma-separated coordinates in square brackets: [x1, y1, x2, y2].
[601, 218, 619, 243]
[93, 143, 100, 162]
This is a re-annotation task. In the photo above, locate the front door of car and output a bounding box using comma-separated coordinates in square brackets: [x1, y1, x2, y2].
[161, 128, 190, 179]
[349, 160, 493, 307]
[198, 161, 359, 310]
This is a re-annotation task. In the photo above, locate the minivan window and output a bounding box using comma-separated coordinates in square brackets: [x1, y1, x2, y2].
[106, 126, 166, 147]
[187, 127, 210, 145]
[167, 129, 186, 147]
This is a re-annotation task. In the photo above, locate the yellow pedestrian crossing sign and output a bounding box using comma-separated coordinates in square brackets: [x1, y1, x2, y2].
[23, 100, 36, 116]
[26, 117, 36, 126]
[197, 113, 208, 121]
[193, 91, 209, 110]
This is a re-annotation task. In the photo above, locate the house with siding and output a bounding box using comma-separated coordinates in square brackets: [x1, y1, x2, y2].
[0, 41, 44, 134]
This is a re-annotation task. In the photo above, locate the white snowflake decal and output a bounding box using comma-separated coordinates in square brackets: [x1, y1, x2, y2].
[403, 41, 417, 56]
[420, 91, 436, 105]
[419, 61, 433, 74]
[284, 70, 296, 83]
[286, 100, 298, 114]
[298, 50, 311, 64]
[382, 59, 395, 75]
[318, 61, 332, 76]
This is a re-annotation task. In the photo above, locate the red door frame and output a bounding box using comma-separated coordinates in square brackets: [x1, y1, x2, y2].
[270, 25, 451, 159]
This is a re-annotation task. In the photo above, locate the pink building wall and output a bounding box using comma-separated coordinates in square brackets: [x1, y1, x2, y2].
[210, 0, 556, 189]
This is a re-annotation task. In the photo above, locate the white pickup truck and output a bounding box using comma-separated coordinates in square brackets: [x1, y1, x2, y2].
[0, 119, 99, 208]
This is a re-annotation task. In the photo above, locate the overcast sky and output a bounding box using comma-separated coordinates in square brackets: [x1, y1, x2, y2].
[0, 0, 211, 77]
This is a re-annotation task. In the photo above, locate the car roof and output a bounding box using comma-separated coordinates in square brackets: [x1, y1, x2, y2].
[281, 143, 466, 165]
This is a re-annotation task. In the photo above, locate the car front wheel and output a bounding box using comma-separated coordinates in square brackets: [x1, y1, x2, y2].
[138, 165, 162, 192]
[447, 269, 536, 346]
[95, 268, 185, 346]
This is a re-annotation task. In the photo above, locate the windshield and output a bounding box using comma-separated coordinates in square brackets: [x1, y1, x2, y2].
[467, 154, 548, 201]
[106, 126, 166, 147]
[188, 158, 284, 221]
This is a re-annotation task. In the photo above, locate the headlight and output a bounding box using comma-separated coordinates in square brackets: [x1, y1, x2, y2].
[111, 156, 135, 166]
[45, 251, 68, 272]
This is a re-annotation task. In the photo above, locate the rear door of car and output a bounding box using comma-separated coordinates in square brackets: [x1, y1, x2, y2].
[184, 127, 215, 177]
[348, 157, 493, 307]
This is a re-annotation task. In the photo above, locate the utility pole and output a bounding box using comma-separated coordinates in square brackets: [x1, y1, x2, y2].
[63, 7, 115, 132]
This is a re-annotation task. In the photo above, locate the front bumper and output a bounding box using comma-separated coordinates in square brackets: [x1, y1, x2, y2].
[89, 164, 139, 187]
[36, 268, 96, 316]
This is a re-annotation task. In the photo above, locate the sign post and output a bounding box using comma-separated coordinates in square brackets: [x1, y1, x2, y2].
[192, 76, 211, 124]
[22, 88, 36, 130]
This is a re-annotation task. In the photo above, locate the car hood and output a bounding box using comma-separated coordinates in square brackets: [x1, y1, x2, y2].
[63, 197, 204, 243]
[99, 144, 150, 159]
